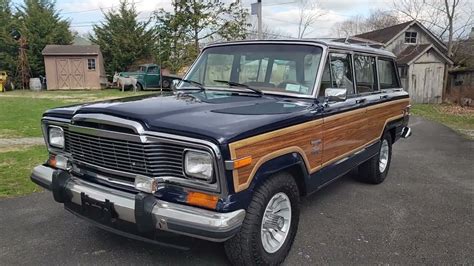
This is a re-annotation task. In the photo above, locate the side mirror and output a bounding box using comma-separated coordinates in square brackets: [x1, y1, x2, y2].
[325, 88, 347, 102]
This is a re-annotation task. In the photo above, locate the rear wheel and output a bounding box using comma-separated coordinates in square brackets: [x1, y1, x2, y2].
[224, 172, 300, 265]
[137, 83, 143, 91]
[162, 79, 170, 89]
[357, 131, 393, 184]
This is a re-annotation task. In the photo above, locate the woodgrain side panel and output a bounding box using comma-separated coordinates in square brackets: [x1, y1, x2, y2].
[229, 98, 410, 193]
[365, 99, 410, 143]
[322, 108, 368, 166]
[229, 120, 323, 192]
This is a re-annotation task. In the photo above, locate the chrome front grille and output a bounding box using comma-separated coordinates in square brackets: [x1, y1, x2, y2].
[65, 129, 186, 178]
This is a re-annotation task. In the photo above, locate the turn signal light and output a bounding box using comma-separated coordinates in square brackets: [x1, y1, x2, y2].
[48, 154, 57, 168]
[233, 156, 252, 169]
[186, 191, 219, 209]
[48, 154, 71, 170]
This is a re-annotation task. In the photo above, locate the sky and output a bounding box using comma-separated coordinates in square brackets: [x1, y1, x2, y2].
[11, 0, 396, 38]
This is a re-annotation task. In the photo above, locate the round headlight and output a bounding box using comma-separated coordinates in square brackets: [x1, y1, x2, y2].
[184, 150, 213, 181]
[48, 126, 64, 149]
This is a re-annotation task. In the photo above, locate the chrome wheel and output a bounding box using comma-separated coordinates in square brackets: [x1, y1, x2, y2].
[379, 139, 389, 173]
[261, 192, 292, 254]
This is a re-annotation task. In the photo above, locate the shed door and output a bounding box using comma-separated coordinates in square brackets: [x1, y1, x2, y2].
[56, 58, 85, 89]
[69, 59, 85, 88]
[56, 59, 70, 89]
[411, 63, 444, 103]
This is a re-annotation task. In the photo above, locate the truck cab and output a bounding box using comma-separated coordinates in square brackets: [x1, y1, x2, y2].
[119, 64, 176, 90]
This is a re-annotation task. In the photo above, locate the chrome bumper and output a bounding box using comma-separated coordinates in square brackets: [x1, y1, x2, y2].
[31, 165, 245, 242]
[401, 127, 412, 138]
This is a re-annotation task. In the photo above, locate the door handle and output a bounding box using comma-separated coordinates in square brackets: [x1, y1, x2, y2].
[380, 95, 389, 99]
[356, 98, 366, 104]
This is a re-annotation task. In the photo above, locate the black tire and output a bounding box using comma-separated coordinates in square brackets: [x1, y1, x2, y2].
[162, 79, 170, 89]
[137, 83, 143, 91]
[357, 131, 393, 184]
[224, 172, 300, 265]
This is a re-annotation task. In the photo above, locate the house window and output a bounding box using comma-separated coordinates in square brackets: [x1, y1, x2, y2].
[87, 59, 96, 70]
[405, 31, 417, 44]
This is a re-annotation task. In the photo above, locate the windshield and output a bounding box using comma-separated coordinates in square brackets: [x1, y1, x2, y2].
[183, 44, 323, 96]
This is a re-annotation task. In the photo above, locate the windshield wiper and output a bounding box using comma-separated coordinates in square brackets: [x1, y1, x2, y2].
[176, 78, 206, 91]
[213, 80, 263, 96]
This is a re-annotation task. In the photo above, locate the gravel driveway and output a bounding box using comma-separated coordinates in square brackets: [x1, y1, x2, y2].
[0, 116, 472, 265]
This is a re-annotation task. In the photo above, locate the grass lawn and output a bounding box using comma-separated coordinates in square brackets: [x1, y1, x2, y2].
[412, 104, 474, 139]
[0, 89, 156, 197]
[0, 89, 154, 138]
[0, 145, 48, 198]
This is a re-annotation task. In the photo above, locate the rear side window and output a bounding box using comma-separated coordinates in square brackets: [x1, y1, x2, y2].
[378, 58, 399, 89]
[354, 55, 377, 93]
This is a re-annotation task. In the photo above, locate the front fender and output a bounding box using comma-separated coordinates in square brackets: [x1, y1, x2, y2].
[219, 152, 309, 212]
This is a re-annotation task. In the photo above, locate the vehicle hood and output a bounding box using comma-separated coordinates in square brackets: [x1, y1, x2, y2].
[44, 92, 319, 144]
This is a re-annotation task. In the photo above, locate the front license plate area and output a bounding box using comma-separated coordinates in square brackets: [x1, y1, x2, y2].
[80, 192, 118, 223]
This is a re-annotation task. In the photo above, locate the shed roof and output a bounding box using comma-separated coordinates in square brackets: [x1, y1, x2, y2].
[396, 44, 453, 65]
[42, 45, 100, 56]
[396, 44, 431, 64]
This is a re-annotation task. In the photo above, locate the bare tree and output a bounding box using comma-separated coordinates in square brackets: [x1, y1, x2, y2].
[247, 23, 292, 40]
[394, 0, 473, 99]
[365, 9, 401, 30]
[393, 0, 473, 56]
[332, 10, 401, 38]
[296, 0, 325, 39]
[332, 15, 365, 37]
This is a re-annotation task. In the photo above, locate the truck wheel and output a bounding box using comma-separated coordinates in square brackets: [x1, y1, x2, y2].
[162, 79, 170, 89]
[357, 131, 392, 184]
[224, 172, 300, 265]
[137, 83, 143, 91]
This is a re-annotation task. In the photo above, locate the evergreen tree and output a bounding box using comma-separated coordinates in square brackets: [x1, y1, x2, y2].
[0, 0, 18, 75]
[155, 0, 250, 73]
[155, 5, 197, 73]
[89, 0, 156, 74]
[16, 0, 73, 77]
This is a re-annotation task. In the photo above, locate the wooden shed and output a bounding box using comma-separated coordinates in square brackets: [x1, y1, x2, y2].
[42, 45, 107, 90]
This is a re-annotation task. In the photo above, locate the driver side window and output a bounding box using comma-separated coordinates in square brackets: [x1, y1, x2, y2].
[319, 53, 354, 97]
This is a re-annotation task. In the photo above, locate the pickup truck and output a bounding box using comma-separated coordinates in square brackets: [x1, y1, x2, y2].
[117, 63, 179, 90]
[31, 40, 411, 265]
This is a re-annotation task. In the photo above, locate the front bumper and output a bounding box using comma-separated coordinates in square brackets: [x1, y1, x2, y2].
[31, 165, 245, 243]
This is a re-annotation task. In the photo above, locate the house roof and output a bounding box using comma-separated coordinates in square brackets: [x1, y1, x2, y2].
[354, 21, 413, 44]
[42, 45, 100, 56]
[396, 44, 453, 65]
[354, 20, 447, 52]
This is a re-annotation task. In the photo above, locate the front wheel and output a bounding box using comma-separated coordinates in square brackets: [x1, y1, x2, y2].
[224, 172, 300, 265]
[357, 131, 393, 184]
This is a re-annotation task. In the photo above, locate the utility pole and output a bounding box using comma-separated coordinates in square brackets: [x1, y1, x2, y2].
[257, 0, 262, 39]
[251, 0, 263, 39]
